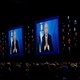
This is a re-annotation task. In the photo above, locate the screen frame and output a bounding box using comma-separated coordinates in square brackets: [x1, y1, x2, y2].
[35, 16, 60, 55]
[7, 25, 24, 57]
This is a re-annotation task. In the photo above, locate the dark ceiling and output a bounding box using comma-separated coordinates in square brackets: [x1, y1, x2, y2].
[0, 0, 79, 30]
[0, 0, 69, 15]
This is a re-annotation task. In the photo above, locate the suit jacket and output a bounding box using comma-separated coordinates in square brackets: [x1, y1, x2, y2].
[41, 34, 53, 52]
[12, 40, 19, 54]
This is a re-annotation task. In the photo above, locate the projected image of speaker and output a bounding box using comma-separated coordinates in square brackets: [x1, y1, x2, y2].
[35, 16, 60, 55]
[8, 26, 23, 56]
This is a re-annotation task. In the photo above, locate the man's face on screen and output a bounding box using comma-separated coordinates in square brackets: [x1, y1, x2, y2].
[44, 23, 48, 35]
[13, 31, 16, 41]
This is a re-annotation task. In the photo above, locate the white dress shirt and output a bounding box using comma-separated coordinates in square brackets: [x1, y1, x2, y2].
[44, 34, 50, 51]
[13, 40, 17, 53]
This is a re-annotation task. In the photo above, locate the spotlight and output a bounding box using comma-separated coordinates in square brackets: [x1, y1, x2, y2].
[68, 47, 71, 51]
[28, 44, 30, 48]
[68, 38, 71, 44]
[69, 28, 71, 32]
[31, 35, 33, 38]
[67, 16, 70, 19]
[62, 29, 64, 32]
[68, 32, 70, 35]
[68, 24, 70, 27]
[74, 27, 76, 31]
[28, 26, 29, 29]
[62, 36, 65, 40]
[75, 32, 77, 36]
[74, 20, 77, 24]
[64, 44, 65, 47]
[32, 29, 34, 33]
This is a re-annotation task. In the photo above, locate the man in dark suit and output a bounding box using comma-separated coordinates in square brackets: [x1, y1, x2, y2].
[12, 31, 19, 54]
[41, 23, 53, 52]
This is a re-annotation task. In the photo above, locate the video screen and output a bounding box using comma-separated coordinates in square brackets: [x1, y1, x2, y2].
[36, 16, 59, 55]
[8, 27, 23, 56]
